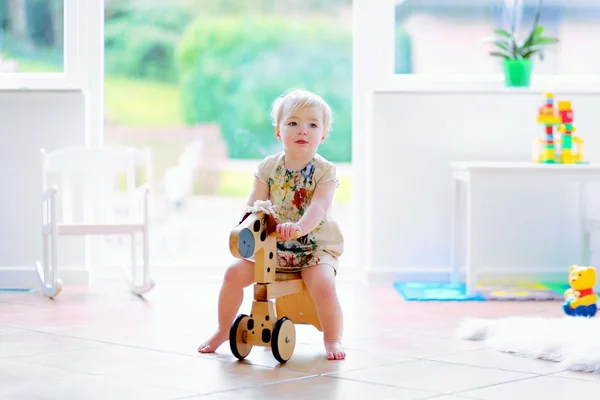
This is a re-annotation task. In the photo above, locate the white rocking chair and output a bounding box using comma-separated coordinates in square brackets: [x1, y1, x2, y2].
[35, 146, 155, 298]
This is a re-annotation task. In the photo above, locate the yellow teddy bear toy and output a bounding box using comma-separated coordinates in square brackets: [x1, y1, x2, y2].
[563, 265, 598, 317]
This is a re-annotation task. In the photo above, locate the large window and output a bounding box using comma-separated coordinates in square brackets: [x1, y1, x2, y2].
[394, 0, 599, 75]
[0, 0, 64, 73]
[101, 0, 358, 277]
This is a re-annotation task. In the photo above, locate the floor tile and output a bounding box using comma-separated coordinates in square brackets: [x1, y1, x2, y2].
[41, 322, 204, 351]
[14, 344, 199, 375]
[207, 375, 437, 399]
[352, 332, 488, 359]
[0, 329, 106, 358]
[0, 359, 71, 397]
[0, 326, 24, 334]
[424, 396, 477, 400]
[106, 354, 309, 394]
[429, 348, 567, 375]
[549, 370, 600, 382]
[334, 359, 535, 394]
[0, 276, 579, 399]
[209, 342, 410, 374]
[459, 375, 600, 399]
[0, 302, 47, 315]
[1, 373, 194, 400]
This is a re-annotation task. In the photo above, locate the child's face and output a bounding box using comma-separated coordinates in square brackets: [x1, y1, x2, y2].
[276, 106, 325, 157]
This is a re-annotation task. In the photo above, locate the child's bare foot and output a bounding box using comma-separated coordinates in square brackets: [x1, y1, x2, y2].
[198, 330, 228, 353]
[325, 340, 346, 360]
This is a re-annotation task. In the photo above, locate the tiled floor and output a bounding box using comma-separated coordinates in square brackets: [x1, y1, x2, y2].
[1, 276, 597, 399]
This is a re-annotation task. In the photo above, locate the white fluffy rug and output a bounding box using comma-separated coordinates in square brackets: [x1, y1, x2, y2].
[458, 316, 600, 373]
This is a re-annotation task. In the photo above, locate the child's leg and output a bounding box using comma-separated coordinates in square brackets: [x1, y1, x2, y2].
[198, 258, 255, 353]
[300, 264, 346, 360]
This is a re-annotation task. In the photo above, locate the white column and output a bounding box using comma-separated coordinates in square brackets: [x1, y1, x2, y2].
[77, 0, 105, 270]
[79, 0, 105, 147]
[352, 0, 396, 277]
[62, 0, 80, 82]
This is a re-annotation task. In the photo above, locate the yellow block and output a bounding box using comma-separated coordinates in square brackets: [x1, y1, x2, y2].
[558, 100, 571, 110]
[574, 137, 584, 162]
[561, 149, 575, 164]
[537, 116, 561, 124]
[558, 125, 577, 133]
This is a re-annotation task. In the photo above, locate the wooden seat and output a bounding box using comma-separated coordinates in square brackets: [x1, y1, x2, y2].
[255, 272, 305, 301]
[275, 272, 302, 281]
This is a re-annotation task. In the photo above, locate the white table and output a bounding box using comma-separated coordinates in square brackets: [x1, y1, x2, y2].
[450, 161, 600, 296]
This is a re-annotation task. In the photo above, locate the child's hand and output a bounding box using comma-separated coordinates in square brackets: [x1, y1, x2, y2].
[276, 223, 303, 240]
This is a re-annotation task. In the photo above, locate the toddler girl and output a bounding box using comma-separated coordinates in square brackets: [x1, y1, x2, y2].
[198, 89, 345, 360]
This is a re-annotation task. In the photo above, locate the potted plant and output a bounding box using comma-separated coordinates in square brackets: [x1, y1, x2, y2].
[484, 0, 559, 88]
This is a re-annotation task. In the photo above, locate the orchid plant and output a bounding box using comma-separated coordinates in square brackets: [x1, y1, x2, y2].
[484, 0, 558, 61]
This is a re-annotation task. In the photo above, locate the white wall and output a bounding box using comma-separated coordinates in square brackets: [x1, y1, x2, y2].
[368, 90, 600, 281]
[0, 90, 86, 286]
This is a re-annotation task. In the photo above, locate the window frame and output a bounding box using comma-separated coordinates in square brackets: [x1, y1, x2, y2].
[0, 0, 104, 147]
[0, 0, 83, 90]
[371, 0, 600, 93]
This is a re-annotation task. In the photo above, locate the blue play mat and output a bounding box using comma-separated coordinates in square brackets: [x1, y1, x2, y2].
[393, 282, 485, 301]
[0, 288, 37, 293]
[393, 280, 570, 301]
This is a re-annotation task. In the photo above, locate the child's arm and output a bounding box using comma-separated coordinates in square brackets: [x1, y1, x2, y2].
[296, 179, 337, 235]
[246, 176, 270, 206]
[239, 177, 270, 220]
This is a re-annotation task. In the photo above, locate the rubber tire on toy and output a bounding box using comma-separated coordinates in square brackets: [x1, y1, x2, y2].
[271, 317, 296, 363]
[230, 314, 253, 360]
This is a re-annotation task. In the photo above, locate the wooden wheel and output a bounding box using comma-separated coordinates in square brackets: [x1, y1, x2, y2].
[271, 317, 295, 363]
[229, 314, 253, 360]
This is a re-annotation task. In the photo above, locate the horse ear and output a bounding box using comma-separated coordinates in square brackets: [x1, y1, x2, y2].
[239, 212, 251, 225]
[266, 213, 278, 235]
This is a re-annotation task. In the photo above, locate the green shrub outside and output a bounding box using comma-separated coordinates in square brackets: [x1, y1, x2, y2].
[176, 16, 352, 162]
[104, 4, 193, 82]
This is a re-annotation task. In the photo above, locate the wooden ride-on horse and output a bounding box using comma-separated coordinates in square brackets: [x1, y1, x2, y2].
[228, 200, 321, 363]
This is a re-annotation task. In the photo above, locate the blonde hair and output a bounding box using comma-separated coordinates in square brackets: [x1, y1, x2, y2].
[270, 89, 333, 134]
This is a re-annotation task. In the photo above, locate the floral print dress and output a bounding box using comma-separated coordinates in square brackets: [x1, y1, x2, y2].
[255, 152, 344, 273]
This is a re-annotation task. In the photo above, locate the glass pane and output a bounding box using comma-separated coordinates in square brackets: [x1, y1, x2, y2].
[102, 1, 357, 275]
[394, 0, 597, 75]
[0, 0, 64, 73]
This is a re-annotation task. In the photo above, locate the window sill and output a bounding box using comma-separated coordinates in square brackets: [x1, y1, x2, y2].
[374, 74, 600, 95]
[0, 73, 84, 91]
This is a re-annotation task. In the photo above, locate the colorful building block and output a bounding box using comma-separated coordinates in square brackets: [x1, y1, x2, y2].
[533, 93, 585, 164]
